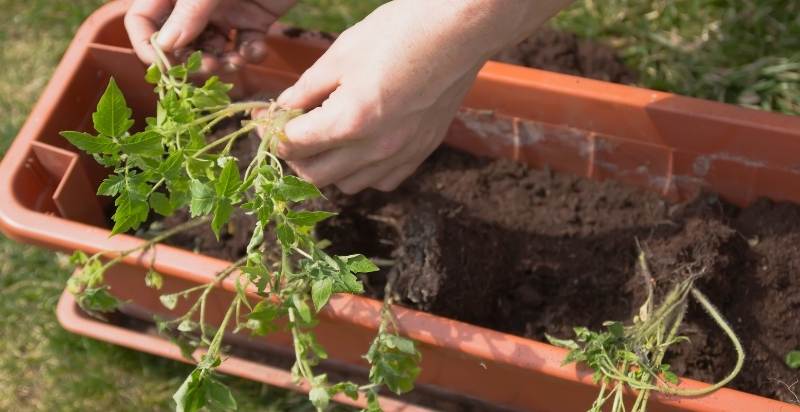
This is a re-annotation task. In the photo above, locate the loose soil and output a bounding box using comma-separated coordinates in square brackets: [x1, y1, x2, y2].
[150, 30, 799, 406]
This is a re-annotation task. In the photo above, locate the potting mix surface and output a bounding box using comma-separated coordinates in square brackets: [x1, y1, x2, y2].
[148, 30, 800, 405]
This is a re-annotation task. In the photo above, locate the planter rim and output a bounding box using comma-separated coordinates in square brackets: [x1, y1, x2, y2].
[1, 1, 799, 411]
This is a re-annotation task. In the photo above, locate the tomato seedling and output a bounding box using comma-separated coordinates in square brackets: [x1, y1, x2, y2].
[61, 36, 420, 412]
[547, 247, 744, 412]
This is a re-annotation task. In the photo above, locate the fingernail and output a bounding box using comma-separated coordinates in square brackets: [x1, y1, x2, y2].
[277, 86, 295, 106]
[157, 26, 181, 50]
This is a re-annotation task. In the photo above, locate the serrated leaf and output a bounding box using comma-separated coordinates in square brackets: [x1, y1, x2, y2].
[274, 175, 322, 202]
[122, 130, 162, 158]
[145, 63, 161, 84]
[247, 300, 281, 335]
[663, 370, 679, 384]
[60, 131, 119, 154]
[309, 387, 330, 410]
[311, 277, 334, 312]
[189, 180, 215, 217]
[286, 210, 336, 227]
[276, 223, 295, 248]
[174, 369, 206, 412]
[158, 149, 184, 178]
[93, 78, 134, 138]
[150, 192, 174, 216]
[292, 295, 312, 324]
[111, 190, 150, 235]
[97, 174, 124, 196]
[160, 293, 178, 310]
[205, 378, 237, 411]
[215, 158, 241, 198]
[343, 254, 379, 273]
[211, 198, 233, 239]
[191, 76, 232, 108]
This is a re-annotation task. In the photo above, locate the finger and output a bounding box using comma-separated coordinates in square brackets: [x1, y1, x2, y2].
[157, 0, 222, 51]
[237, 30, 268, 63]
[220, 51, 246, 73]
[335, 135, 427, 193]
[223, 1, 279, 31]
[370, 162, 420, 192]
[125, 0, 173, 63]
[286, 140, 378, 188]
[252, 0, 298, 16]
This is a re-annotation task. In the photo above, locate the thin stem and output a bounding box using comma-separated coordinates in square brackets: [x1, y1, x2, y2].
[97, 216, 210, 271]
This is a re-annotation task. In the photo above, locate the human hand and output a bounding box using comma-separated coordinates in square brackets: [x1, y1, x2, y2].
[125, 0, 297, 73]
[265, 0, 570, 194]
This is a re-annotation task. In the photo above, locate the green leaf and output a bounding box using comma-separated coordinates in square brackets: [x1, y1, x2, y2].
[186, 51, 202, 73]
[158, 149, 184, 179]
[311, 277, 334, 312]
[145, 269, 163, 290]
[215, 158, 241, 198]
[309, 387, 330, 410]
[205, 377, 237, 411]
[276, 223, 295, 248]
[60, 131, 119, 154]
[150, 192, 174, 216]
[111, 189, 150, 235]
[190, 180, 215, 217]
[97, 174, 124, 196]
[93, 78, 134, 138]
[286, 210, 336, 227]
[365, 391, 381, 412]
[173, 369, 206, 412]
[145, 63, 161, 84]
[786, 350, 800, 369]
[663, 370, 679, 384]
[178, 320, 196, 333]
[545, 334, 580, 350]
[77, 287, 119, 313]
[292, 295, 312, 324]
[191, 76, 232, 108]
[343, 254, 379, 273]
[247, 300, 281, 335]
[160, 293, 178, 310]
[211, 198, 233, 239]
[168, 64, 188, 79]
[274, 175, 322, 202]
[122, 130, 162, 158]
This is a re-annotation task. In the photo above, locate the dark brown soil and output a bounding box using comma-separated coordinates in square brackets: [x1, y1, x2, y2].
[493, 27, 637, 84]
[150, 31, 800, 406]
[158, 146, 800, 404]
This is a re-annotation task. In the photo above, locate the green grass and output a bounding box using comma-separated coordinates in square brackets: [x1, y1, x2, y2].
[0, 0, 796, 411]
[552, 0, 800, 115]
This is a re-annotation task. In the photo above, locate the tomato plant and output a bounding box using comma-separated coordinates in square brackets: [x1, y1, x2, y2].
[547, 247, 744, 412]
[61, 36, 420, 412]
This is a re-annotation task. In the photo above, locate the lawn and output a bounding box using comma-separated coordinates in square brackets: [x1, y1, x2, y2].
[0, 0, 796, 411]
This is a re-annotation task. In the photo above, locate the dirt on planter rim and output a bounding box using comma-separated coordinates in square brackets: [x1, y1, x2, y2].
[145, 29, 799, 406]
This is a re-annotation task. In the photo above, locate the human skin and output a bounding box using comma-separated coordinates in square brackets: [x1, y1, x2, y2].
[125, 0, 573, 193]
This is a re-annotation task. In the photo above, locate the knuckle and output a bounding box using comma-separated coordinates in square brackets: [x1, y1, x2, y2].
[333, 106, 370, 140]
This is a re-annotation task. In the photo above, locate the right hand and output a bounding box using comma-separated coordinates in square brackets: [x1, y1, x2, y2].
[125, 0, 297, 74]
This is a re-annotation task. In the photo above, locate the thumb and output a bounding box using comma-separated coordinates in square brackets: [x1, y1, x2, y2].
[157, 0, 222, 51]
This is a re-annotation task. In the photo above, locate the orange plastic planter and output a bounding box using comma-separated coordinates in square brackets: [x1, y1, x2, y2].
[2, 2, 799, 411]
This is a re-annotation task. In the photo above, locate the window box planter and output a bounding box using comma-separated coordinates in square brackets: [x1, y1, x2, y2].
[1, 2, 798, 411]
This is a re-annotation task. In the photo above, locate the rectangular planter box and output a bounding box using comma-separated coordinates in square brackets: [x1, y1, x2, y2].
[2, 1, 799, 411]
